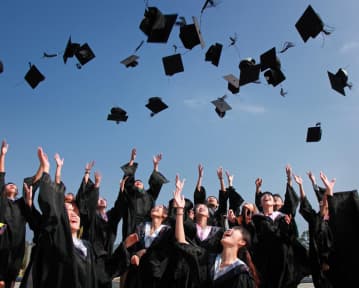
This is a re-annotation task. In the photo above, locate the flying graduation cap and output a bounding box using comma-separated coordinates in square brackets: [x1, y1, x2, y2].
[205, 43, 223, 67]
[107, 107, 128, 124]
[260, 47, 286, 87]
[139, 7, 178, 43]
[295, 5, 332, 43]
[328, 68, 352, 96]
[223, 74, 240, 94]
[24, 63, 45, 89]
[306, 122, 322, 142]
[0, 60, 3, 74]
[211, 95, 232, 118]
[63, 36, 95, 67]
[146, 97, 168, 117]
[162, 53, 184, 76]
[239, 58, 261, 86]
[179, 16, 205, 50]
[121, 55, 139, 68]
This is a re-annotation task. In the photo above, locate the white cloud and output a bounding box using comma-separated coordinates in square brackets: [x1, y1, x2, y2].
[340, 41, 359, 54]
[238, 103, 266, 114]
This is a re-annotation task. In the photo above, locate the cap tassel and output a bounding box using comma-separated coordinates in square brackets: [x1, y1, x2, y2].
[134, 40, 145, 53]
[42, 52, 58, 58]
[279, 41, 295, 53]
[322, 24, 335, 36]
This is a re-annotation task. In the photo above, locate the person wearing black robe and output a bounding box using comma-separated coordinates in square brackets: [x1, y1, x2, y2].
[173, 175, 258, 288]
[120, 148, 169, 239]
[76, 162, 125, 288]
[0, 140, 29, 288]
[295, 173, 333, 288]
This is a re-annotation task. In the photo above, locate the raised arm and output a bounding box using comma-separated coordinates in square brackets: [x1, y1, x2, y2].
[319, 171, 336, 197]
[286, 164, 293, 187]
[255, 177, 263, 211]
[174, 175, 187, 244]
[293, 174, 305, 199]
[84, 160, 95, 185]
[0, 140, 8, 173]
[194, 164, 206, 205]
[54, 153, 64, 185]
[217, 167, 225, 192]
[153, 152, 162, 172]
[196, 163, 204, 192]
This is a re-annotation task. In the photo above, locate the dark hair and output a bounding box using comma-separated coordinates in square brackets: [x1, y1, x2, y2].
[272, 193, 283, 200]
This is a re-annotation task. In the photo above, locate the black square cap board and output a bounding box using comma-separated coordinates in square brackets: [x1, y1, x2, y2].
[146, 97, 168, 116]
[306, 122, 322, 142]
[264, 68, 286, 87]
[75, 43, 95, 66]
[179, 16, 205, 50]
[107, 107, 128, 123]
[328, 68, 350, 96]
[63, 36, 81, 64]
[121, 55, 139, 68]
[139, 6, 178, 43]
[295, 5, 325, 43]
[162, 53, 184, 76]
[223, 74, 240, 94]
[239, 58, 261, 86]
[260, 47, 281, 71]
[205, 43, 223, 67]
[24, 64, 45, 89]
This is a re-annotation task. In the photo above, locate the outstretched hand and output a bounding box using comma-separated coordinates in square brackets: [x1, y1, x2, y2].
[23, 183, 33, 207]
[293, 174, 303, 185]
[85, 160, 95, 172]
[174, 174, 185, 209]
[198, 164, 204, 178]
[37, 147, 49, 173]
[1, 140, 8, 156]
[255, 177, 262, 189]
[320, 171, 336, 196]
[54, 153, 64, 167]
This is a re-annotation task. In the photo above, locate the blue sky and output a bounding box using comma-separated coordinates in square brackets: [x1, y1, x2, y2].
[1, 0, 359, 241]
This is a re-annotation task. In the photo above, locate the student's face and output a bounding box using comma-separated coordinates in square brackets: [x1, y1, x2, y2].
[195, 204, 209, 218]
[65, 202, 80, 233]
[206, 196, 218, 208]
[97, 197, 107, 209]
[134, 180, 144, 190]
[151, 205, 167, 219]
[261, 193, 274, 208]
[273, 196, 283, 211]
[64, 193, 75, 203]
[221, 228, 246, 248]
[4, 183, 18, 199]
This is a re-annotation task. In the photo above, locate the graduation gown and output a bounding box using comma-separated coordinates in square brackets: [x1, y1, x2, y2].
[299, 196, 333, 288]
[76, 178, 124, 287]
[0, 172, 27, 286]
[327, 190, 359, 288]
[121, 163, 168, 239]
[125, 223, 173, 288]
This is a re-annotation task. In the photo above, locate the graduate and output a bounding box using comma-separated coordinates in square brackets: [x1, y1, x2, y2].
[174, 174, 258, 288]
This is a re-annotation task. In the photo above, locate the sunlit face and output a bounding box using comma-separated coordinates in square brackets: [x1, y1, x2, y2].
[65, 202, 80, 234]
[273, 195, 283, 211]
[195, 204, 209, 218]
[4, 183, 18, 199]
[261, 193, 274, 208]
[207, 196, 219, 209]
[221, 228, 246, 248]
[97, 197, 107, 209]
[64, 193, 75, 204]
[134, 180, 144, 190]
[151, 204, 167, 219]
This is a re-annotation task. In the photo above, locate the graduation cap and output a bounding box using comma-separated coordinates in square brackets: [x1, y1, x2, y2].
[328, 68, 352, 96]
[74, 43, 95, 66]
[139, 7, 178, 43]
[205, 43, 223, 67]
[107, 107, 128, 124]
[223, 74, 240, 94]
[121, 55, 139, 68]
[24, 64, 45, 89]
[211, 95, 232, 118]
[146, 97, 168, 116]
[63, 36, 81, 64]
[239, 58, 261, 86]
[306, 122, 322, 142]
[295, 5, 331, 43]
[162, 53, 184, 76]
[179, 16, 205, 50]
[264, 69, 286, 87]
[0, 60, 3, 74]
[260, 47, 281, 72]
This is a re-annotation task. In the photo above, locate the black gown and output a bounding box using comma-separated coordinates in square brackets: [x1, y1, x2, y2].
[0, 172, 27, 287]
[299, 196, 333, 288]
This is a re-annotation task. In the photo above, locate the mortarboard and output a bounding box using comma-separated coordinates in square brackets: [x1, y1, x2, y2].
[328, 68, 351, 96]
[223, 74, 240, 94]
[205, 43, 223, 67]
[264, 69, 286, 87]
[306, 122, 322, 142]
[24, 64, 45, 89]
[107, 107, 128, 124]
[239, 58, 261, 86]
[211, 96, 232, 118]
[121, 55, 139, 68]
[162, 53, 184, 76]
[75, 43, 95, 66]
[260, 47, 281, 72]
[179, 16, 205, 50]
[139, 7, 178, 43]
[63, 36, 81, 64]
[295, 5, 326, 43]
[146, 97, 168, 116]
[0, 60, 3, 73]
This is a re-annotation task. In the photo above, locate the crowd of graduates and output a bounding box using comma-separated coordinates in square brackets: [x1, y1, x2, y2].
[1, 140, 359, 288]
